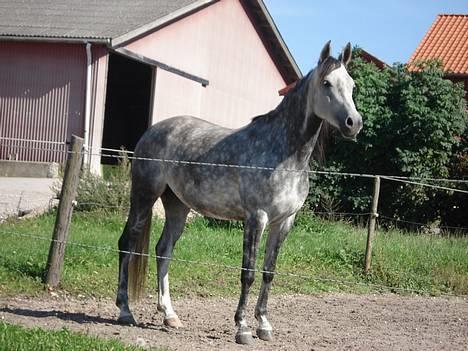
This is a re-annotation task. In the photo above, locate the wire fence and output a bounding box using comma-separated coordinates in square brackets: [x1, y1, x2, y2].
[5, 195, 465, 233]
[1, 137, 466, 231]
[0, 137, 68, 163]
[59, 196, 468, 233]
[91, 150, 468, 194]
[0, 229, 465, 298]
[0, 136, 467, 298]
[1, 136, 467, 231]
[2, 136, 468, 193]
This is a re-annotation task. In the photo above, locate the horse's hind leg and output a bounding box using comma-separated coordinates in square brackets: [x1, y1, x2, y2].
[254, 215, 295, 341]
[156, 188, 190, 328]
[116, 187, 158, 325]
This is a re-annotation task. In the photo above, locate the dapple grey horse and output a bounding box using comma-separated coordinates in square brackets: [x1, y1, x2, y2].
[116, 41, 362, 345]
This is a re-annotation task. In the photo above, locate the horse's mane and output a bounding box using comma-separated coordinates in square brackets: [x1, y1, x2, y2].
[312, 121, 329, 164]
[251, 57, 342, 163]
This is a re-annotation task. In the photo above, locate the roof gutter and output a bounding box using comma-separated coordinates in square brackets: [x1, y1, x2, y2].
[0, 35, 110, 45]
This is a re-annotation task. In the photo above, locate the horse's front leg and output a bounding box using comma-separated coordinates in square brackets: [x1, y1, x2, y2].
[234, 211, 268, 345]
[255, 214, 295, 341]
[156, 189, 189, 328]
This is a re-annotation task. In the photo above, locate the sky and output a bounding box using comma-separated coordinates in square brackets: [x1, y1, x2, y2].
[264, 0, 467, 74]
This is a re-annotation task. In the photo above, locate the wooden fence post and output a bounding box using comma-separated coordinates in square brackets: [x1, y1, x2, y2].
[45, 135, 84, 287]
[364, 176, 381, 273]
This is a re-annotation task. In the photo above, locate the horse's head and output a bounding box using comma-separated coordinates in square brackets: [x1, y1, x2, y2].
[309, 41, 362, 140]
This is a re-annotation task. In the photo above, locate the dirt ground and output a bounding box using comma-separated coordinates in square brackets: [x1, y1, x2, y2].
[1, 293, 466, 351]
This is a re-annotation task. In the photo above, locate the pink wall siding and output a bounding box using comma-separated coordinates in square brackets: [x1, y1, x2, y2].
[125, 0, 286, 129]
[0, 42, 108, 166]
[151, 68, 201, 123]
[0, 41, 86, 162]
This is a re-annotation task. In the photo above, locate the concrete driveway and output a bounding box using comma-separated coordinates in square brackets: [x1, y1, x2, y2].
[0, 177, 57, 221]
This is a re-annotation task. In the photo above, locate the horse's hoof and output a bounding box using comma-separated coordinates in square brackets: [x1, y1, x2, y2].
[117, 314, 137, 326]
[164, 315, 183, 329]
[235, 328, 253, 345]
[256, 328, 273, 341]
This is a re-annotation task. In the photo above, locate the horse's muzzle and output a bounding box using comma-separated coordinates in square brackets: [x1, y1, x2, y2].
[341, 114, 363, 140]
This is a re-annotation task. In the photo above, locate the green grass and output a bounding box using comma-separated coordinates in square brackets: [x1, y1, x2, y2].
[0, 210, 466, 298]
[0, 322, 161, 351]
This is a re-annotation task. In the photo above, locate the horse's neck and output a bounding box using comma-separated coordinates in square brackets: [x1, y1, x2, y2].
[267, 78, 323, 169]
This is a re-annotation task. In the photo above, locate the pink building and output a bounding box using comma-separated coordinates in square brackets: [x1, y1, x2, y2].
[0, 0, 300, 173]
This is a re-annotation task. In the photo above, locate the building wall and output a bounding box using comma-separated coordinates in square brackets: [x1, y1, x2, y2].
[124, 0, 286, 129]
[0, 41, 108, 168]
[0, 41, 86, 162]
[151, 68, 202, 122]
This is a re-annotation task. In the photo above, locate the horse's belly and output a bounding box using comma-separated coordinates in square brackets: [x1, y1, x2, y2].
[168, 179, 245, 220]
[166, 166, 309, 222]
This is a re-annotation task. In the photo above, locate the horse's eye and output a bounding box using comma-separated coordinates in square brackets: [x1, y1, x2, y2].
[323, 80, 331, 87]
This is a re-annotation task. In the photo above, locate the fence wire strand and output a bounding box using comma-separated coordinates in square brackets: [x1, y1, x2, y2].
[378, 215, 468, 232]
[88, 144, 468, 183]
[0, 143, 69, 155]
[0, 137, 66, 145]
[1, 138, 467, 189]
[90, 150, 468, 194]
[1, 139, 466, 229]
[0, 229, 465, 298]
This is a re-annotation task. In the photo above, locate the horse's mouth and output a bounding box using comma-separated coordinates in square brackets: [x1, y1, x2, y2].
[340, 128, 360, 141]
[342, 134, 358, 141]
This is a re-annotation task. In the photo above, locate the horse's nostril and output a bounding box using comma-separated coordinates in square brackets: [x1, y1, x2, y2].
[346, 117, 354, 128]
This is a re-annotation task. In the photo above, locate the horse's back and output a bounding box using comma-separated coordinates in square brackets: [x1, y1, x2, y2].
[135, 116, 233, 156]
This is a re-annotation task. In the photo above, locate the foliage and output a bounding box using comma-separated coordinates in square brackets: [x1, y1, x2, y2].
[308, 51, 467, 228]
[0, 211, 466, 297]
[55, 151, 132, 213]
[0, 322, 156, 351]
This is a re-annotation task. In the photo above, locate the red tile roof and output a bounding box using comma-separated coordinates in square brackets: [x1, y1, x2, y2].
[358, 49, 388, 69]
[409, 14, 467, 75]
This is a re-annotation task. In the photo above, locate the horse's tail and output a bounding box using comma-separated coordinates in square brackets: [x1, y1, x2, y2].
[128, 210, 152, 301]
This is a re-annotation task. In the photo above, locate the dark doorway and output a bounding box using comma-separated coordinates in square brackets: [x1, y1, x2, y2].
[102, 53, 153, 164]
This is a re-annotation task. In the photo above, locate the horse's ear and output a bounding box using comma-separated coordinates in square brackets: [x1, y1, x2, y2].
[339, 42, 352, 66]
[318, 40, 331, 64]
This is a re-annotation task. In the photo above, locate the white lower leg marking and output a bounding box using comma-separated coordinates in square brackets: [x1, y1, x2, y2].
[238, 319, 249, 328]
[237, 329, 252, 335]
[158, 272, 176, 318]
[258, 315, 272, 331]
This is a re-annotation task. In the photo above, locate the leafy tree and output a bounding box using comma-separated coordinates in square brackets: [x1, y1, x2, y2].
[309, 50, 467, 229]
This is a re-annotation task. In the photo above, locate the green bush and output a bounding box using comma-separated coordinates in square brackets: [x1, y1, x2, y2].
[54, 151, 131, 213]
[308, 51, 467, 229]
[78, 152, 131, 212]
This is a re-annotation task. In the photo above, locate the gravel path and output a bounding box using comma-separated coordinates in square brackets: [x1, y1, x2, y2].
[1, 293, 466, 350]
